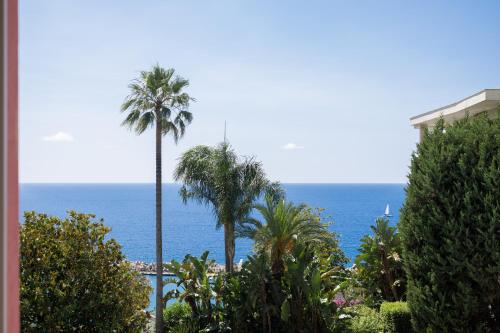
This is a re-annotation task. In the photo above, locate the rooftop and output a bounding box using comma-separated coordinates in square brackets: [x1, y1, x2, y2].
[410, 89, 500, 128]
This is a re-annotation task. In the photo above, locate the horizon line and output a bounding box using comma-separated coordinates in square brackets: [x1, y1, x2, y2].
[20, 181, 407, 185]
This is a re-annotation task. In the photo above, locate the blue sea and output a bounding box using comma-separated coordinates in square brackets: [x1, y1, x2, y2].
[20, 183, 406, 310]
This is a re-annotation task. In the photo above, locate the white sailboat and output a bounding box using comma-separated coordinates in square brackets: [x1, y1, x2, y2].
[384, 204, 392, 217]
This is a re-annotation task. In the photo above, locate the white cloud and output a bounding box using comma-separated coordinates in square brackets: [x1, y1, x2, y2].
[283, 142, 304, 150]
[43, 132, 74, 143]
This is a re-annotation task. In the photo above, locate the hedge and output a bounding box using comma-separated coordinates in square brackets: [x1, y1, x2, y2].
[400, 114, 500, 332]
[345, 305, 384, 333]
[380, 302, 412, 333]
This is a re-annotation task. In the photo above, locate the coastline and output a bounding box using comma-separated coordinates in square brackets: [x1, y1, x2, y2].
[127, 260, 227, 277]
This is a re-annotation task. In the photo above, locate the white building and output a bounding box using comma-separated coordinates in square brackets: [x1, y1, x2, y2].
[411, 89, 500, 140]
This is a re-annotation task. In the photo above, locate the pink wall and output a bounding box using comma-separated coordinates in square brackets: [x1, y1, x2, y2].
[1, 0, 19, 331]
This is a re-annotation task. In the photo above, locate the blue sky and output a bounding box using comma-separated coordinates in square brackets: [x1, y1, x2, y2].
[20, 1, 500, 183]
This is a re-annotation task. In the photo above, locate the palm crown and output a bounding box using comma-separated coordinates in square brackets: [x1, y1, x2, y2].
[121, 65, 193, 140]
[242, 195, 332, 277]
[174, 142, 269, 228]
[174, 142, 272, 272]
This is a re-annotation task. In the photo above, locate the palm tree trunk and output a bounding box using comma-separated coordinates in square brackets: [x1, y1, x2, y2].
[224, 222, 235, 273]
[380, 246, 398, 301]
[155, 116, 164, 333]
[271, 251, 284, 281]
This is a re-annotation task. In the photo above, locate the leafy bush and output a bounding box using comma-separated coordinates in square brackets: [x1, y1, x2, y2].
[345, 305, 384, 333]
[400, 114, 500, 332]
[20, 211, 152, 333]
[163, 303, 192, 333]
[164, 251, 229, 332]
[379, 302, 412, 333]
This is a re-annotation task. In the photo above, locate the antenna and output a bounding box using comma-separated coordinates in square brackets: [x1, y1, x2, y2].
[224, 120, 227, 143]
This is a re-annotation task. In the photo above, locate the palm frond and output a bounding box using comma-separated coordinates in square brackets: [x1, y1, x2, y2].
[161, 120, 179, 142]
[135, 111, 155, 134]
[120, 109, 141, 128]
[248, 195, 332, 273]
[171, 77, 190, 94]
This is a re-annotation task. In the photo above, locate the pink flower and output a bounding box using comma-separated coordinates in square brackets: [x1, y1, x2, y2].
[334, 298, 346, 307]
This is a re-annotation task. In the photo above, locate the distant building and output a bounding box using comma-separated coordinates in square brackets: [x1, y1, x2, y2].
[411, 89, 500, 140]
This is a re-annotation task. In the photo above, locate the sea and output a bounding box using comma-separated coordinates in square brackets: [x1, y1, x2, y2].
[20, 183, 406, 310]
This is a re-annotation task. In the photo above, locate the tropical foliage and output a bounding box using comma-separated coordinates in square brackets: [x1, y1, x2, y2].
[241, 198, 348, 332]
[174, 142, 276, 273]
[164, 251, 228, 332]
[20, 211, 151, 333]
[400, 114, 500, 332]
[240, 195, 334, 281]
[121, 64, 194, 332]
[165, 198, 349, 333]
[354, 218, 405, 306]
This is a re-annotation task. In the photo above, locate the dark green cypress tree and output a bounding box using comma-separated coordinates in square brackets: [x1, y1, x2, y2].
[400, 113, 500, 332]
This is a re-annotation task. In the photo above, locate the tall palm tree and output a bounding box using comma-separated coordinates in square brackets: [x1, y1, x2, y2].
[241, 195, 331, 280]
[174, 142, 273, 273]
[121, 65, 193, 333]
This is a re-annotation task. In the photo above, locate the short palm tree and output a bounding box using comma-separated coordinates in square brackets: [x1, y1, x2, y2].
[174, 142, 272, 273]
[121, 65, 193, 332]
[355, 217, 404, 301]
[242, 195, 332, 280]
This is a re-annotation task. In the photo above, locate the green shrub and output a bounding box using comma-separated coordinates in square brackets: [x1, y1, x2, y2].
[380, 302, 412, 333]
[20, 211, 152, 333]
[345, 305, 384, 333]
[165, 204, 349, 333]
[163, 303, 192, 333]
[400, 114, 500, 332]
[164, 251, 228, 332]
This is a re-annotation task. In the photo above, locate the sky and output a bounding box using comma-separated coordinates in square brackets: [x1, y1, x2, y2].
[20, 0, 500, 183]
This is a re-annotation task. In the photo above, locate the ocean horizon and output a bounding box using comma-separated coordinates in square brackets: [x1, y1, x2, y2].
[20, 183, 406, 263]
